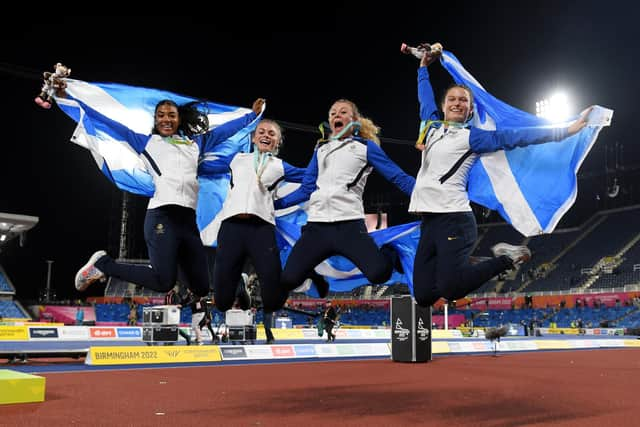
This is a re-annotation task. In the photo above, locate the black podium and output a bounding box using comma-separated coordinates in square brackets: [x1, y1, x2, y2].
[390, 295, 432, 362]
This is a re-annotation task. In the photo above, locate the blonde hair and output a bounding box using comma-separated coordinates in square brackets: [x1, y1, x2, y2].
[255, 118, 284, 155]
[332, 99, 381, 145]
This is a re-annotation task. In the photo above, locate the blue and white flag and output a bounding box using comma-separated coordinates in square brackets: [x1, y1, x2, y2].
[54, 79, 257, 245]
[275, 210, 419, 296]
[440, 51, 613, 236]
[270, 183, 418, 295]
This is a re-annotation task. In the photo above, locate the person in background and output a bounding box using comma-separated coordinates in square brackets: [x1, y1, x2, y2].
[322, 301, 339, 342]
[128, 302, 138, 326]
[189, 292, 207, 345]
[165, 286, 192, 346]
[198, 298, 218, 344]
[75, 306, 84, 326]
[263, 310, 275, 344]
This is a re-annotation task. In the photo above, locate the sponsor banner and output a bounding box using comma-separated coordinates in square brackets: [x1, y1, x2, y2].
[28, 327, 59, 339]
[536, 340, 571, 350]
[334, 343, 389, 357]
[220, 347, 248, 359]
[222, 343, 391, 361]
[540, 327, 625, 336]
[567, 339, 605, 349]
[448, 341, 493, 353]
[116, 327, 142, 339]
[1, 321, 63, 326]
[0, 318, 30, 325]
[89, 327, 116, 339]
[59, 326, 90, 340]
[539, 328, 580, 335]
[499, 341, 538, 351]
[348, 329, 363, 338]
[577, 292, 627, 307]
[433, 314, 467, 328]
[586, 328, 625, 336]
[0, 326, 28, 341]
[41, 305, 96, 324]
[468, 297, 515, 310]
[270, 345, 295, 358]
[293, 344, 317, 357]
[314, 345, 339, 357]
[536, 338, 632, 350]
[583, 338, 632, 348]
[623, 339, 640, 348]
[334, 329, 348, 339]
[352, 343, 389, 356]
[300, 328, 392, 340]
[433, 329, 463, 339]
[596, 339, 625, 347]
[372, 329, 391, 339]
[244, 346, 276, 359]
[292, 299, 389, 309]
[86, 345, 221, 365]
[302, 329, 322, 338]
[432, 341, 450, 354]
[272, 329, 305, 340]
[335, 344, 356, 355]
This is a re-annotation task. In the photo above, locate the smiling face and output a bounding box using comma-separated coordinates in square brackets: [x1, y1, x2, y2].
[442, 86, 472, 123]
[328, 100, 357, 138]
[252, 120, 282, 153]
[154, 102, 180, 137]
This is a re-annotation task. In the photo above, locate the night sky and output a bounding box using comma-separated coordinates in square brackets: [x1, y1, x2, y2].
[1, 5, 638, 300]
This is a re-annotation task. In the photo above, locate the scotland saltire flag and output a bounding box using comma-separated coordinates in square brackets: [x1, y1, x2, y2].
[53, 78, 256, 245]
[274, 197, 420, 295]
[268, 183, 418, 295]
[440, 51, 613, 236]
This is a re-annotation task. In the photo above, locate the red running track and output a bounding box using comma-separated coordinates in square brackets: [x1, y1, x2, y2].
[1, 349, 639, 426]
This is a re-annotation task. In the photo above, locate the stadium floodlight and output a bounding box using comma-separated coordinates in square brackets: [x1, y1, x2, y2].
[535, 92, 571, 123]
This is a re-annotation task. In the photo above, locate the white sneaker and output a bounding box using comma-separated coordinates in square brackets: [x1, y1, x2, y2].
[490, 243, 531, 267]
[75, 250, 107, 291]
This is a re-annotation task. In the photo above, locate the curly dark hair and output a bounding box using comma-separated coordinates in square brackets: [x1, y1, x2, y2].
[152, 99, 210, 137]
[179, 101, 209, 137]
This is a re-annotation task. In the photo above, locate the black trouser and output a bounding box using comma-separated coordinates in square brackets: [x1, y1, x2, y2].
[281, 220, 393, 292]
[263, 310, 274, 342]
[205, 247, 251, 310]
[199, 315, 216, 342]
[96, 205, 210, 297]
[178, 328, 191, 344]
[213, 216, 286, 312]
[324, 319, 336, 341]
[412, 212, 512, 307]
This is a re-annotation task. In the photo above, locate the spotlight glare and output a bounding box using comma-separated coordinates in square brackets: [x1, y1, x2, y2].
[535, 92, 572, 123]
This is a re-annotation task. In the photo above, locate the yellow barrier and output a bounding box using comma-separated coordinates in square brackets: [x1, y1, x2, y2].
[85, 345, 222, 365]
[0, 369, 45, 404]
[0, 326, 28, 341]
